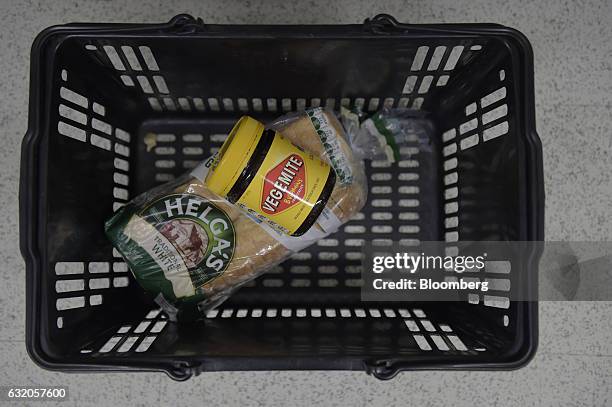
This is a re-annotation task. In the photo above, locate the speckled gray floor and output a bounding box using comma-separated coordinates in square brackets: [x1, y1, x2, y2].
[1, 0, 611, 406]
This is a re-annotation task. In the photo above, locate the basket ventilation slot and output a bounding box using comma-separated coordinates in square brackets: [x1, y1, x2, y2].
[57, 70, 132, 213]
[88, 43, 485, 112]
[54, 258, 131, 329]
[82, 309, 167, 354]
[197, 306, 474, 354]
[440, 69, 511, 326]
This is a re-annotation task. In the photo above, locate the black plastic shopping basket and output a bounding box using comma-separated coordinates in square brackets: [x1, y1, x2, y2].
[20, 14, 543, 379]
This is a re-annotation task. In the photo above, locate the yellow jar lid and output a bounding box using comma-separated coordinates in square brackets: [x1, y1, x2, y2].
[205, 116, 265, 197]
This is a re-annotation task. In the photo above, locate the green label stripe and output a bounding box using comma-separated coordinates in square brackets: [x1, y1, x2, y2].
[105, 202, 179, 301]
[306, 108, 353, 185]
[370, 113, 401, 163]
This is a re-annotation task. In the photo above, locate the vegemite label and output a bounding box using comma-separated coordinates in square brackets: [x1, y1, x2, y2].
[261, 153, 306, 215]
[236, 133, 331, 235]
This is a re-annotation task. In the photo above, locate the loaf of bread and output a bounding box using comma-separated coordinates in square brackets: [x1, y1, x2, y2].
[105, 108, 366, 318]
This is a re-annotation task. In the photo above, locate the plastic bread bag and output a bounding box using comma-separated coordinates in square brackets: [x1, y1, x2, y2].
[105, 108, 367, 321]
[264, 108, 368, 227]
[341, 106, 435, 164]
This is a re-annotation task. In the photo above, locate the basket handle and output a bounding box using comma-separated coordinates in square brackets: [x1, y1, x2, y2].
[166, 14, 206, 34]
[364, 14, 483, 35]
[363, 14, 407, 34]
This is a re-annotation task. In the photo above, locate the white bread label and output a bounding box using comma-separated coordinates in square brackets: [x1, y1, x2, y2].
[125, 215, 195, 297]
[190, 154, 217, 181]
[316, 206, 342, 234]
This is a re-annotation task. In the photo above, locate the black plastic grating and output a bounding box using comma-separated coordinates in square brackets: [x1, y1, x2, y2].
[53, 68, 134, 330]
[84, 40, 486, 114]
[440, 67, 513, 326]
[82, 306, 484, 356]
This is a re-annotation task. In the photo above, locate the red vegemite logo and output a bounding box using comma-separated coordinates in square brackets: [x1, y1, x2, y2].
[261, 154, 306, 215]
